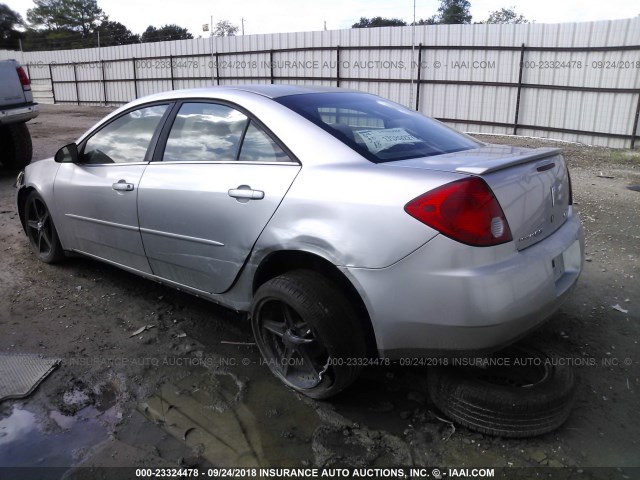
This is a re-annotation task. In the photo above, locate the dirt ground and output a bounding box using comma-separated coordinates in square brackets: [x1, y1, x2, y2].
[0, 104, 638, 478]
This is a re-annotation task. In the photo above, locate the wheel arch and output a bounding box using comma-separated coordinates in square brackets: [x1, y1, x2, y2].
[17, 186, 35, 234]
[252, 250, 378, 357]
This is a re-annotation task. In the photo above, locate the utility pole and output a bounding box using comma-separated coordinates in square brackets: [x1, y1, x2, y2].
[241, 17, 245, 35]
[324, 21, 327, 31]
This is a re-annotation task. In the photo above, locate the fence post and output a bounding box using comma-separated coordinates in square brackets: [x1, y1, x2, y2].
[415, 43, 423, 111]
[631, 94, 640, 149]
[269, 50, 274, 84]
[169, 54, 175, 90]
[73, 63, 80, 106]
[48, 64, 56, 104]
[132, 57, 138, 100]
[336, 46, 341, 87]
[101, 60, 108, 106]
[513, 43, 526, 135]
[215, 52, 220, 85]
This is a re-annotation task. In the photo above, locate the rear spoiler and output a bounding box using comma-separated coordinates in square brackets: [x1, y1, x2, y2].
[455, 147, 561, 175]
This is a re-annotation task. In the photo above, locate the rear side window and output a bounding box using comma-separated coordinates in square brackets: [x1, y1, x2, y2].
[238, 122, 290, 163]
[275, 93, 479, 163]
[82, 105, 168, 164]
[163, 103, 249, 162]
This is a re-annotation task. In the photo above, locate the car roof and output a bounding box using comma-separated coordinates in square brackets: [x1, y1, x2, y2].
[222, 84, 358, 98]
[137, 84, 362, 103]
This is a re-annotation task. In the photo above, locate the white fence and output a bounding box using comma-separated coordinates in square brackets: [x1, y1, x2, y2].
[2, 17, 639, 148]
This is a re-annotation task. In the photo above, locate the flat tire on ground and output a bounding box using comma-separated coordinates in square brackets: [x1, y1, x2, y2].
[427, 344, 577, 438]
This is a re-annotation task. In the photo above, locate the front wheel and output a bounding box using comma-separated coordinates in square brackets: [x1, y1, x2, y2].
[24, 190, 64, 263]
[251, 270, 366, 399]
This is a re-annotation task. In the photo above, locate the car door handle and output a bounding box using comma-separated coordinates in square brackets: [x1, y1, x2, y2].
[228, 186, 264, 200]
[112, 180, 134, 192]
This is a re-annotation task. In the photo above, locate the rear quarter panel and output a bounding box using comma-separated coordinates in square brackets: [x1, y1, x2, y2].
[252, 161, 466, 269]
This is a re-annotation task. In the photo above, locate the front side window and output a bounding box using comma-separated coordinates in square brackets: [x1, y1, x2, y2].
[275, 93, 480, 163]
[82, 105, 168, 164]
[163, 103, 248, 162]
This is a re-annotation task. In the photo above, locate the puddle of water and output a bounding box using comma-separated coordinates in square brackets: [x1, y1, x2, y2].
[0, 404, 113, 469]
[138, 364, 322, 467]
[63, 388, 91, 407]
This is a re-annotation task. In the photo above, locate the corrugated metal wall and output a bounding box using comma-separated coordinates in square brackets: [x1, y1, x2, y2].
[2, 17, 639, 148]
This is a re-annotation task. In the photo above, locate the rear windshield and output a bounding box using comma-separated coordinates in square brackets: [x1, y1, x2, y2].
[275, 92, 479, 163]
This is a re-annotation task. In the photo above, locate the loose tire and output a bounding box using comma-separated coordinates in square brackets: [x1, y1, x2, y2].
[251, 270, 366, 399]
[427, 344, 576, 438]
[0, 123, 33, 170]
[24, 190, 64, 263]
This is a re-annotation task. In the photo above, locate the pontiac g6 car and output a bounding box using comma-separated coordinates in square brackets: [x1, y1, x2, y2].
[16, 85, 584, 398]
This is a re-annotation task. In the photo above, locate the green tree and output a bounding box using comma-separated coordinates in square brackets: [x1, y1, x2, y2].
[213, 20, 238, 36]
[437, 0, 472, 24]
[27, 0, 105, 37]
[352, 16, 407, 28]
[413, 16, 439, 25]
[22, 27, 85, 50]
[0, 3, 24, 49]
[141, 24, 193, 43]
[97, 20, 139, 45]
[480, 7, 529, 24]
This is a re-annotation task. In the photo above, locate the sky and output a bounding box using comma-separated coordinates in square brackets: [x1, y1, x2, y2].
[6, 0, 640, 37]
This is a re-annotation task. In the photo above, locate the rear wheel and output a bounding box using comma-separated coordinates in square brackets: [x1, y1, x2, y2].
[251, 270, 366, 399]
[0, 123, 33, 170]
[427, 344, 577, 438]
[24, 190, 64, 263]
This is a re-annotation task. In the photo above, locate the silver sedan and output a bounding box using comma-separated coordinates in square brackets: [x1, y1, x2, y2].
[16, 85, 584, 398]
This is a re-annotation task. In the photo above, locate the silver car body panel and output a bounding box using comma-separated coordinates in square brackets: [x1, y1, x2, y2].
[137, 161, 301, 293]
[392, 145, 571, 250]
[344, 209, 583, 356]
[17, 85, 585, 357]
[54, 162, 153, 273]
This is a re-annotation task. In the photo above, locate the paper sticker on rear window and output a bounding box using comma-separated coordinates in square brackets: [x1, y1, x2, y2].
[355, 128, 421, 154]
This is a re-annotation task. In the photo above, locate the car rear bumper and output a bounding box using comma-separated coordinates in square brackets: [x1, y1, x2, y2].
[345, 210, 584, 358]
[0, 103, 39, 125]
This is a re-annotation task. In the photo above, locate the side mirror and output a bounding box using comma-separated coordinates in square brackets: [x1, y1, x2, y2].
[54, 143, 79, 163]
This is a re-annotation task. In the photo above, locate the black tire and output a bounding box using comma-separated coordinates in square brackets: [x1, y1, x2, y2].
[24, 190, 64, 263]
[427, 344, 576, 438]
[0, 123, 33, 170]
[251, 270, 367, 399]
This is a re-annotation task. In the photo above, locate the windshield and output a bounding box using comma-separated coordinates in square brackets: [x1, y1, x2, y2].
[275, 92, 479, 163]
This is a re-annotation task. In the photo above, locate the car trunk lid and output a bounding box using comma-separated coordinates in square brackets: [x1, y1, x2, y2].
[391, 144, 571, 250]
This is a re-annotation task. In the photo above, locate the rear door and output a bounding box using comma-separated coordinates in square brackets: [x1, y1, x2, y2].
[137, 101, 300, 294]
[54, 104, 170, 272]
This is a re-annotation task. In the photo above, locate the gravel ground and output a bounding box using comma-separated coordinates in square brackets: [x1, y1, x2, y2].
[0, 104, 638, 478]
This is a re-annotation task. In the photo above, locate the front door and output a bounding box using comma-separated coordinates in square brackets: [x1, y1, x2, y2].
[54, 104, 170, 273]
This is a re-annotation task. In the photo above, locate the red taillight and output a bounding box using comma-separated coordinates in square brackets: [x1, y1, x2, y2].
[405, 177, 513, 247]
[16, 67, 31, 89]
